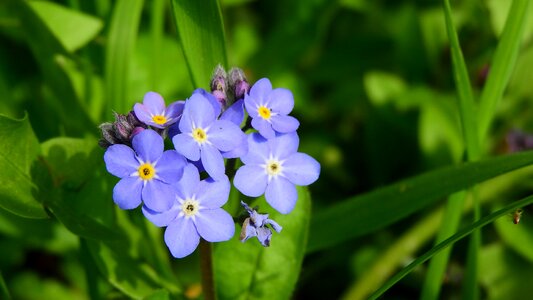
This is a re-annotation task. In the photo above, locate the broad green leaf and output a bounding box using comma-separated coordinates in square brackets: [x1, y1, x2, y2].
[478, 0, 531, 140]
[479, 244, 533, 300]
[32, 137, 121, 241]
[6, 0, 95, 135]
[170, 0, 228, 88]
[308, 150, 533, 253]
[369, 193, 533, 299]
[28, 1, 103, 52]
[143, 289, 170, 300]
[214, 186, 310, 300]
[87, 240, 180, 299]
[0, 114, 47, 218]
[105, 0, 144, 113]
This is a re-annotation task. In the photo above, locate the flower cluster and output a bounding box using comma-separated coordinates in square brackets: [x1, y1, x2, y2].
[100, 66, 320, 257]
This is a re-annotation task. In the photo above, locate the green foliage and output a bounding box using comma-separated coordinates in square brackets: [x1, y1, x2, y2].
[0, 114, 46, 219]
[214, 186, 310, 299]
[170, 0, 228, 88]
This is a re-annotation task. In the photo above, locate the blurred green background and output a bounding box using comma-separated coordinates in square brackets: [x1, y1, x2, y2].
[1, 0, 533, 299]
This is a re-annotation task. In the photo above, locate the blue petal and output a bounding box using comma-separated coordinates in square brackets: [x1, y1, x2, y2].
[200, 145, 225, 181]
[142, 204, 179, 227]
[244, 94, 260, 118]
[143, 91, 166, 114]
[265, 177, 297, 214]
[268, 88, 294, 115]
[113, 177, 142, 210]
[256, 227, 272, 247]
[132, 129, 163, 162]
[221, 130, 248, 159]
[240, 218, 257, 242]
[165, 100, 185, 125]
[193, 88, 221, 117]
[234, 165, 268, 197]
[252, 117, 275, 139]
[283, 152, 321, 186]
[172, 133, 200, 161]
[174, 164, 200, 199]
[185, 92, 215, 129]
[178, 99, 193, 133]
[208, 120, 243, 152]
[168, 121, 181, 139]
[196, 176, 230, 208]
[164, 217, 200, 258]
[249, 78, 272, 102]
[271, 115, 299, 134]
[195, 208, 235, 242]
[268, 132, 299, 160]
[104, 144, 138, 178]
[155, 150, 186, 184]
[133, 103, 152, 126]
[265, 219, 283, 233]
[220, 99, 245, 126]
[142, 180, 175, 212]
[241, 133, 269, 165]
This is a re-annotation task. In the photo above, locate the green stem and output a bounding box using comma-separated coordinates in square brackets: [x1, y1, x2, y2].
[200, 240, 216, 300]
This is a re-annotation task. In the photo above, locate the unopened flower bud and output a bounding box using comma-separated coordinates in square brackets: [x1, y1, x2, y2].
[210, 65, 229, 109]
[228, 67, 249, 101]
[98, 111, 147, 149]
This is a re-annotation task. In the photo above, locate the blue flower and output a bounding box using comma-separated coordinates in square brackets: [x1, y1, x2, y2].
[172, 91, 244, 180]
[240, 201, 282, 247]
[244, 78, 299, 139]
[234, 132, 320, 214]
[142, 164, 235, 258]
[134, 91, 185, 129]
[104, 129, 187, 212]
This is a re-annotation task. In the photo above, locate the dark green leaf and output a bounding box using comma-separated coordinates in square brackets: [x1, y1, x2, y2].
[170, 0, 228, 88]
[0, 114, 47, 218]
[308, 151, 533, 253]
[214, 186, 310, 300]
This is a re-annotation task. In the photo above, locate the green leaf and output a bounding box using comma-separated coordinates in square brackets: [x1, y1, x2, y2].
[27, 1, 103, 52]
[105, 0, 144, 113]
[143, 289, 170, 300]
[494, 204, 533, 263]
[442, 0, 479, 160]
[478, 0, 531, 140]
[369, 193, 533, 299]
[0, 271, 11, 300]
[0, 114, 47, 219]
[6, 0, 95, 135]
[479, 244, 533, 299]
[32, 137, 121, 241]
[170, 0, 228, 88]
[308, 150, 533, 253]
[214, 186, 310, 299]
[87, 240, 179, 300]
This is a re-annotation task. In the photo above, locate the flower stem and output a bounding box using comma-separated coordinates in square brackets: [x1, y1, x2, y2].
[199, 239, 216, 300]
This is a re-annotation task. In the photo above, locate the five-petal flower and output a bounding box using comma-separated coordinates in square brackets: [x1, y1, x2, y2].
[172, 91, 243, 180]
[240, 201, 282, 247]
[244, 78, 300, 139]
[234, 132, 320, 214]
[104, 129, 187, 212]
[134, 91, 184, 129]
[142, 164, 235, 258]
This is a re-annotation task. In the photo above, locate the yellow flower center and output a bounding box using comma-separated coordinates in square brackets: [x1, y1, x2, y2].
[152, 115, 167, 125]
[138, 163, 156, 180]
[258, 106, 271, 120]
[192, 128, 207, 143]
[182, 199, 199, 217]
[266, 160, 282, 176]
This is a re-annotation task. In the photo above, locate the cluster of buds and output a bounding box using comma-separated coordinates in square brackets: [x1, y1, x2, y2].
[98, 111, 147, 148]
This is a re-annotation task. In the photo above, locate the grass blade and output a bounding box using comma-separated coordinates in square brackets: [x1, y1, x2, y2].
[105, 0, 144, 113]
[170, 0, 228, 88]
[369, 193, 533, 299]
[478, 0, 531, 140]
[308, 151, 533, 253]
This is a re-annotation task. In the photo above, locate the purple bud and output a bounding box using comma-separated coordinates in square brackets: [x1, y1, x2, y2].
[212, 90, 227, 108]
[228, 67, 249, 101]
[98, 111, 148, 149]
